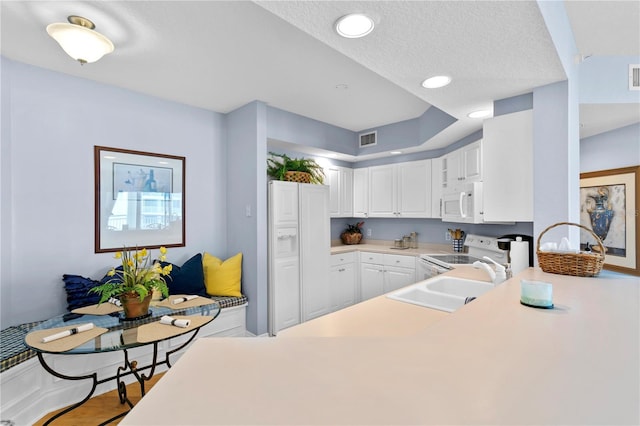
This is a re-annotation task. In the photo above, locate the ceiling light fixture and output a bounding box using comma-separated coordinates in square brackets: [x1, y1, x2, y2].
[390, 151, 403, 155]
[335, 13, 375, 38]
[468, 110, 492, 119]
[421, 75, 451, 89]
[46, 15, 114, 65]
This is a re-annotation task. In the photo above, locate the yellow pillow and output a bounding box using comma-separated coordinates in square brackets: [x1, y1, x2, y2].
[203, 252, 242, 297]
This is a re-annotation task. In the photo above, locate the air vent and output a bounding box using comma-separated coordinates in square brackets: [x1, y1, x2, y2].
[630, 64, 640, 90]
[359, 131, 377, 148]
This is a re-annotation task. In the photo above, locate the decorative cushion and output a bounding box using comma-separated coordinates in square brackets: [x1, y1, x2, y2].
[203, 252, 242, 297]
[161, 253, 207, 296]
[62, 274, 102, 311]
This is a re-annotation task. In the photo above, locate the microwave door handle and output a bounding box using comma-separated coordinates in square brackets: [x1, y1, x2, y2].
[459, 192, 467, 218]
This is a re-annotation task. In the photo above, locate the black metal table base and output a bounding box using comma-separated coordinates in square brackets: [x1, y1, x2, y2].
[38, 328, 201, 425]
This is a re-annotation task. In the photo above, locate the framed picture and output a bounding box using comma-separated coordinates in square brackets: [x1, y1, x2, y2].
[94, 146, 185, 253]
[579, 166, 639, 276]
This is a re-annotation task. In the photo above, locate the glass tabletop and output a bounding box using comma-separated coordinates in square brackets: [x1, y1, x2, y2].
[27, 300, 221, 354]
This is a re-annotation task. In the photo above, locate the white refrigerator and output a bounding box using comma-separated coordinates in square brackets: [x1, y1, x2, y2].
[268, 181, 330, 335]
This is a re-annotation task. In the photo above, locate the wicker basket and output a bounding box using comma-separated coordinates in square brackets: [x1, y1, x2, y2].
[341, 232, 362, 245]
[284, 171, 311, 183]
[536, 222, 605, 277]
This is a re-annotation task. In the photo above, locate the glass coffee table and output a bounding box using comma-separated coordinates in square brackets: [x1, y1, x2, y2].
[25, 298, 220, 425]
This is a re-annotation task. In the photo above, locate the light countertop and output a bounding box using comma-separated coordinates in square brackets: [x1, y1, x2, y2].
[122, 268, 640, 425]
[330, 239, 453, 257]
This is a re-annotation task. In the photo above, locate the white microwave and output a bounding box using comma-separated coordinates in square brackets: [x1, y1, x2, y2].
[441, 182, 484, 224]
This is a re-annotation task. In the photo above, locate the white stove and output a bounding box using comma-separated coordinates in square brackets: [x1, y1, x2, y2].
[417, 234, 509, 279]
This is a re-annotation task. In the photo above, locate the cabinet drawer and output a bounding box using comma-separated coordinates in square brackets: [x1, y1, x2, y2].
[384, 254, 416, 269]
[331, 252, 357, 266]
[360, 252, 385, 264]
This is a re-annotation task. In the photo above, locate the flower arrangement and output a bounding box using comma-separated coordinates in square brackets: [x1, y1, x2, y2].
[344, 222, 365, 234]
[90, 247, 172, 304]
[341, 221, 365, 245]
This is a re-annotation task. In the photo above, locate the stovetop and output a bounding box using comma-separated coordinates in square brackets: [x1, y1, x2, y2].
[420, 234, 509, 268]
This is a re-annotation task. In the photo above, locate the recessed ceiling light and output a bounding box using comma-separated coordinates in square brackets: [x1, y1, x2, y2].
[390, 151, 403, 155]
[335, 14, 375, 38]
[335, 84, 349, 90]
[468, 110, 492, 119]
[421, 75, 451, 89]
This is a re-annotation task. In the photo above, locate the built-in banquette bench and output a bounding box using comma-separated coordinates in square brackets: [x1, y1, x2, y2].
[0, 295, 248, 425]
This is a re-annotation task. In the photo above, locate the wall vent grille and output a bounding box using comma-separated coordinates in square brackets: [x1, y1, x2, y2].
[359, 131, 377, 148]
[630, 64, 640, 90]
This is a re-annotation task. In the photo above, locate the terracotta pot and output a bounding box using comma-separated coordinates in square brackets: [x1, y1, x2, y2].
[341, 232, 362, 245]
[120, 292, 152, 319]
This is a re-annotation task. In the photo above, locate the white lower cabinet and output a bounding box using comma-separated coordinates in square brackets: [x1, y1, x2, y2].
[358, 252, 416, 302]
[330, 252, 357, 311]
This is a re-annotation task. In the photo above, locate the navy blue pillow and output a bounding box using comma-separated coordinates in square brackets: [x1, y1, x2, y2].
[161, 253, 207, 296]
[62, 274, 102, 311]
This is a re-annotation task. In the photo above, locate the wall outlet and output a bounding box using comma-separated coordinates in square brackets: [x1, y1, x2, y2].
[367, 228, 372, 237]
[445, 231, 451, 241]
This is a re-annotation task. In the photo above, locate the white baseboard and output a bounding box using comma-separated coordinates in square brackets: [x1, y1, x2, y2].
[0, 304, 247, 425]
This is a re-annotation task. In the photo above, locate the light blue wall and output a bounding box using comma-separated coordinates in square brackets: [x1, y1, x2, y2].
[581, 123, 640, 172]
[580, 56, 640, 104]
[227, 101, 269, 335]
[267, 106, 357, 155]
[0, 58, 228, 327]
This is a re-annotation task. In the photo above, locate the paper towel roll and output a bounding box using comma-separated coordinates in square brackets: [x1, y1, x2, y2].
[510, 237, 529, 276]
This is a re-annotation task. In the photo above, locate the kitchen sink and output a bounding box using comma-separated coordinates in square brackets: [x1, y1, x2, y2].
[387, 276, 494, 312]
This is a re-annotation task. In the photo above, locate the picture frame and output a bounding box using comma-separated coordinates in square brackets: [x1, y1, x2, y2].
[579, 166, 639, 276]
[94, 146, 185, 253]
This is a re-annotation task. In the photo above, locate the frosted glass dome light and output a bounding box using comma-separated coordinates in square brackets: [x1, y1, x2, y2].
[47, 16, 114, 65]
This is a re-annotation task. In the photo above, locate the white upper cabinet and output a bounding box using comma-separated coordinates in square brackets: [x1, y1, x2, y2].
[482, 110, 533, 222]
[442, 140, 483, 190]
[368, 164, 397, 217]
[325, 166, 353, 218]
[353, 168, 369, 218]
[431, 157, 443, 218]
[368, 160, 432, 218]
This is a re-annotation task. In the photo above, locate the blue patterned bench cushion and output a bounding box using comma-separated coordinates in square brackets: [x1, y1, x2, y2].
[0, 295, 247, 373]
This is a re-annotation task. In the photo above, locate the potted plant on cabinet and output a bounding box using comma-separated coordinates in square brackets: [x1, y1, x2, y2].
[341, 221, 365, 245]
[89, 247, 172, 319]
[267, 152, 325, 184]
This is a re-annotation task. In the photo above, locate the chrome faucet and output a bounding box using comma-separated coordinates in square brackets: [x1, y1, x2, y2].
[473, 256, 507, 285]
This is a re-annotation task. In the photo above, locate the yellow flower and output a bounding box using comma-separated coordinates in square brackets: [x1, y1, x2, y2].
[114, 252, 122, 259]
[127, 259, 134, 268]
[162, 264, 173, 275]
[107, 268, 116, 277]
[140, 248, 148, 258]
[159, 246, 167, 255]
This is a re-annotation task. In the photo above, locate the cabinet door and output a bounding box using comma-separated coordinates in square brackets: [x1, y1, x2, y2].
[330, 263, 356, 311]
[384, 266, 416, 293]
[368, 165, 397, 217]
[483, 110, 533, 222]
[444, 151, 462, 187]
[340, 168, 354, 217]
[269, 181, 298, 225]
[271, 258, 300, 333]
[398, 160, 431, 218]
[463, 141, 482, 182]
[353, 168, 369, 218]
[325, 167, 341, 217]
[431, 158, 443, 218]
[359, 263, 385, 301]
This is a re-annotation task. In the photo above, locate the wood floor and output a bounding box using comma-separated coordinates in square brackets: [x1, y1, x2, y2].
[33, 373, 164, 425]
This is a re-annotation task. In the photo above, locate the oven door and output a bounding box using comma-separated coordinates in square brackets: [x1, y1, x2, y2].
[417, 257, 450, 280]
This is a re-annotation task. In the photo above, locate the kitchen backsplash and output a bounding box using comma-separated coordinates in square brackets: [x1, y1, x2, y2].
[331, 217, 533, 245]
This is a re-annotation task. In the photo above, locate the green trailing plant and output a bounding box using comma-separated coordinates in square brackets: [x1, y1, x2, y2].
[267, 152, 325, 184]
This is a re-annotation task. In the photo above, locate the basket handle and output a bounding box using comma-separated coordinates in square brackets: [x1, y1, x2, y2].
[536, 221, 605, 257]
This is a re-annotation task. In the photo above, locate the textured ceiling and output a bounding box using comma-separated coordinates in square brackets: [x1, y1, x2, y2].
[1, 1, 638, 159]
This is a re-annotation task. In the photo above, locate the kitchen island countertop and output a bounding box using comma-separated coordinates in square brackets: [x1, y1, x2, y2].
[121, 268, 639, 425]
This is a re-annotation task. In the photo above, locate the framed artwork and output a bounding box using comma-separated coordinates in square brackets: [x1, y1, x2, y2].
[94, 146, 185, 253]
[579, 166, 639, 276]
